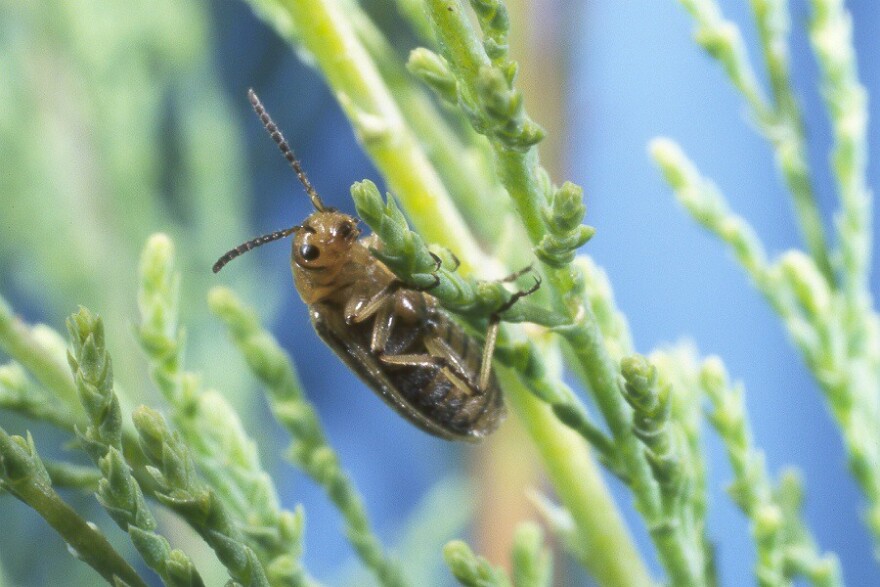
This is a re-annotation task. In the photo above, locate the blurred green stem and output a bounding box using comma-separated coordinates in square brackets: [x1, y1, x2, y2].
[43, 461, 102, 491]
[0, 428, 148, 587]
[676, 0, 833, 282]
[345, 2, 510, 246]
[499, 368, 654, 587]
[272, 0, 487, 271]
[0, 296, 81, 416]
[750, 0, 834, 283]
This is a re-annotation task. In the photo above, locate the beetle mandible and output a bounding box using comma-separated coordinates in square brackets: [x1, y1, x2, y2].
[214, 89, 539, 441]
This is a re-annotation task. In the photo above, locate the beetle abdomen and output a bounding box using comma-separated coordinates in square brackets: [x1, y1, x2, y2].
[310, 294, 505, 441]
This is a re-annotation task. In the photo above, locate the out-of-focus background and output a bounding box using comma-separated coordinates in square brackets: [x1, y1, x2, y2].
[1, 0, 878, 585]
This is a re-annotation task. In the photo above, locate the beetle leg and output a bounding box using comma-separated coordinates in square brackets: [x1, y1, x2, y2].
[407, 253, 442, 292]
[424, 337, 470, 382]
[347, 282, 399, 324]
[378, 353, 444, 369]
[498, 263, 535, 283]
[423, 336, 482, 395]
[493, 273, 542, 316]
[370, 301, 395, 353]
[476, 273, 542, 390]
[478, 319, 500, 392]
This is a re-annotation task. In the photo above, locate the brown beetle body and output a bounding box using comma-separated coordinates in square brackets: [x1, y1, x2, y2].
[292, 209, 504, 441]
[213, 90, 533, 441]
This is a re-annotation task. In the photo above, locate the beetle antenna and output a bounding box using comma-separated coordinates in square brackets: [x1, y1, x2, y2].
[248, 88, 326, 212]
[213, 226, 300, 273]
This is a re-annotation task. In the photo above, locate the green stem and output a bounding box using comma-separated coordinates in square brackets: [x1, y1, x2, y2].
[0, 298, 151, 483]
[273, 0, 487, 272]
[0, 429, 148, 587]
[676, 0, 770, 117]
[499, 368, 654, 587]
[808, 0, 871, 300]
[0, 363, 82, 432]
[0, 295, 81, 415]
[43, 461, 102, 491]
[345, 3, 511, 246]
[13, 486, 147, 587]
[747, 0, 834, 282]
[675, 0, 835, 278]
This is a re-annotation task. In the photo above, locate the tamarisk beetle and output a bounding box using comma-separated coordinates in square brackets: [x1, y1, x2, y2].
[214, 90, 539, 441]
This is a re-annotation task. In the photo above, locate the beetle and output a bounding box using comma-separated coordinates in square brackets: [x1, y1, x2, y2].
[214, 89, 538, 441]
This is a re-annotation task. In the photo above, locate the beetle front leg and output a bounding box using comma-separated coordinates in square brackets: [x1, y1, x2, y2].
[345, 282, 398, 325]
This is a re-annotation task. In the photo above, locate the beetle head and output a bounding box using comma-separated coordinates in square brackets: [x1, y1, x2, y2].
[292, 210, 361, 272]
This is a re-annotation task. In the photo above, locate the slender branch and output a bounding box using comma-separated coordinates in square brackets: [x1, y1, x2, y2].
[808, 0, 879, 547]
[43, 461, 102, 491]
[262, 0, 488, 274]
[621, 356, 707, 586]
[0, 428, 149, 587]
[653, 138, 880, 549]
[67, 307, 206, 587]
[137, 234, 315, 587]
[498, 368, 654, 587]
[0, 294, 82, 416]
[443, 522, 552, 587]
[209, 287, 405, 587]
[676, 0, 833, 281]
[133, 407, 271, 587]
[749, 0, 834, 282]
[808, 0, 871, 300]
[701, 358, 843, 587]
[0, 362, 82, 431]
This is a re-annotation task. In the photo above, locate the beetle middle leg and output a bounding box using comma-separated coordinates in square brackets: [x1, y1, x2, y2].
[477, 269, 543, 391]
[395, 268, 543, 394]
[347, 251, 446, 327]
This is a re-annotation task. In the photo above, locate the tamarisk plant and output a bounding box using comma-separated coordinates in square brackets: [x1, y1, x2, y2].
[67, 307, 205, 587]
[443, 522, 552, 587]
[239, 0, 869, 584]
[207, 287, 405, 587]
[0, 0, 875, 586]
[654, 0, 880, 555]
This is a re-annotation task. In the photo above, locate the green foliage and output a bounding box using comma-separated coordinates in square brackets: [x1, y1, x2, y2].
[1, 0, 876, 585]
[443, 522, 551, 587]
[0, 427, 148, 587]
[700, 358, 842, 587]
[656, 0, 880, 557]
[68, 307, 205, 587]
[208, 287, 405, 587]
[134, 406, 271, 587]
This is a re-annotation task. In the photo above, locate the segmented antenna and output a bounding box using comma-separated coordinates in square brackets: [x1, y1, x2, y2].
[248, 88, 326, 211]
[212, 226, 299, 273]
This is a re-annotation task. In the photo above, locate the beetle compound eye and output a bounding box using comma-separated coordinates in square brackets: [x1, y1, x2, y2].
[300, 244, 320, 261]
[337, 221, 353, 239]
